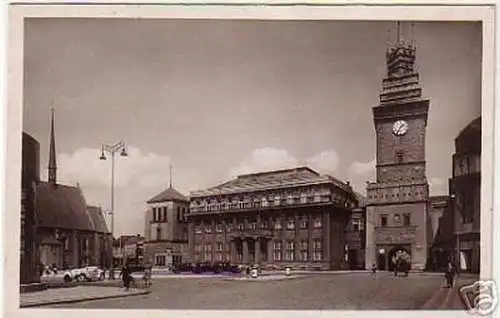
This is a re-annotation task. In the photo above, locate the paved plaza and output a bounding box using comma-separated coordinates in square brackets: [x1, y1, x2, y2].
[45, 272, 472, 310]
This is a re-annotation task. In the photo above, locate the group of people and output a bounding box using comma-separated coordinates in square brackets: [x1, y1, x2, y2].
[117, 264, 153, 291]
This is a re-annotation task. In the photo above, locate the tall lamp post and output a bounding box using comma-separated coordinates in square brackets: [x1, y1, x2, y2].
[99, 141, 128, 266]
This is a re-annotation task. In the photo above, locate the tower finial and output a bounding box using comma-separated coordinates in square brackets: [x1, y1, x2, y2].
[48, 105, 57, 185]
[396, 21, 401, 44]
[169, 164, 173, 188]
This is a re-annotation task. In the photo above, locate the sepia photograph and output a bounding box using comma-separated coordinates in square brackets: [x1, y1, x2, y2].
[5, 2, 495, 318]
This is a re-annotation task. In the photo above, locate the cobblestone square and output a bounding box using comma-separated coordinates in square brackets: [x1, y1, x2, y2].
[48, 272, 452, 310]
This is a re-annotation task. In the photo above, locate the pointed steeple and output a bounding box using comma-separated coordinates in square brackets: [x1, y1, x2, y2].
[48, 107, 57, 185]
[380, 21, 422, 105]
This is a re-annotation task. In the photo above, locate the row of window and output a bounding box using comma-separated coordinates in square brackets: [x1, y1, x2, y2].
[194, 217, 323, 234]
[369, 191, 425, 200]
[190, 194, 338, 213]
[454, 154, 480, 177]
[152, 206, 188, 223]
[154, 227, 189, 241]
[194, 239, 322, 254]
[380, 213, 411, 227]
[193, 251, 323, 262]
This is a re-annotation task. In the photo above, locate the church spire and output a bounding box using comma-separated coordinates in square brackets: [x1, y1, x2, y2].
[379, 21, 422, 105]
[48, 107, 57, 185]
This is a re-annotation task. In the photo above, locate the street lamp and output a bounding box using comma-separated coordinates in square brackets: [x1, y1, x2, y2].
[99, 141, 128, 238]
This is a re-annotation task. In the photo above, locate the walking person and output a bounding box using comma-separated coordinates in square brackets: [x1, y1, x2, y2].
[120, 264, 132, 291]
[143, 265, 152, 288]
[445, 261, 457, 288]
[371, 263, 377, 275]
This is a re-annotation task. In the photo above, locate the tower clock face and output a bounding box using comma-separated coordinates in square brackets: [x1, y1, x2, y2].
[392, 120, 409, 136]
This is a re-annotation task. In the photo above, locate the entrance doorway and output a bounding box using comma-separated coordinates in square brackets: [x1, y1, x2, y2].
[377, 252, 386, 270]
[388, 246, 411, 271]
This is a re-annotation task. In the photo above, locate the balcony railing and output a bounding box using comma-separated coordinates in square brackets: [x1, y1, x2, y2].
[188, 195, 349, 215]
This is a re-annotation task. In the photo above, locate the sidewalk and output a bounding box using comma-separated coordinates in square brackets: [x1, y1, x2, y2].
[20, 286, 150, 308]
[421, 276, 477, 310]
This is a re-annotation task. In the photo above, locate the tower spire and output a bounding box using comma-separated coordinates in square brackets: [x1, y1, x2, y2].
[169, 164, 173, 188]
[48, 106, 57, 185]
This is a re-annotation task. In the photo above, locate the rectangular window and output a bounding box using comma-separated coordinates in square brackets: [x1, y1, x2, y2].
[215, 252, 223, 261]
[238, 222, 245, 231]
[248, 221, 257, 230]
[300, 217, 308, 229]
[300, 240, 308, 250]
[216, 242, 223, 251]
[205, 225, 212, 233]
[314, 216, 322, 228]
[313, 239, 322, 250]
[163, 207, 168, 222]
[260, 219, 268, 229]
[274, 196, 281, 206]
[300, 194, 307, 204]
[215, 223, 223, 233]
[286, 240, 295, 250]
[285, 251, 294, 261]
[287, 195, 293, 205]
[381, 215, 388, 227]
[156, 227, 162, 240]
[273, 251, 282, 261]
[301, 251, 308, 261]
[403, 214, 411, 226]
[226, 223, 233, 232]
[195, 244, 202, 253]
[155, 254, 166, 266]
[313, 251, 323, 261]
[352, 219, 360, 231]
[286, 217, 295, 230]
[274, 217, 282, 230]
[195, 226, 202, 234]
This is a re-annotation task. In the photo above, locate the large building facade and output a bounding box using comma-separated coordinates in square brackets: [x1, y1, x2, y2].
[144, 185, 190, 268]
[187, 167, 360, 270]
[450, 116, 481, 273]
[365, 35, 430, 271]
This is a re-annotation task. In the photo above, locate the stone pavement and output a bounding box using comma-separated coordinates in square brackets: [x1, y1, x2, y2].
[20, 286, 150, 308]
[421, 275, 478, 310]
[224, 274, 308, 281]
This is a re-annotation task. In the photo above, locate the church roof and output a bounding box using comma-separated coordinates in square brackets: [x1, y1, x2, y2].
[86, 205, 110, 234]
[190, 166, 353, 198]
[36, 181, 97, 232]
[147, 186, 188, 204]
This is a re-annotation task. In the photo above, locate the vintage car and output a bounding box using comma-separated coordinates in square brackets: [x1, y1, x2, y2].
[62, 266, 105, 282]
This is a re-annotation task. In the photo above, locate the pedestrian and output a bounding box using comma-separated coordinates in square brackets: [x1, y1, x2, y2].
[143, 265, 152, 288]
[444, 261, 456, 288]
[371, 263, 377, 275]
[120, 264, 132, 291]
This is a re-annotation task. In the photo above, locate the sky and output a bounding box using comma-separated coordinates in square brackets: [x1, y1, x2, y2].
[23, 19, 482, 236]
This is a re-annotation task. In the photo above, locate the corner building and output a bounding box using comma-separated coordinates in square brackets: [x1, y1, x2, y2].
[187, 167, 360, 270]
[365, 37, 430, 271]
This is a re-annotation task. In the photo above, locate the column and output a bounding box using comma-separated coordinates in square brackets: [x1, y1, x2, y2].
[188, 222, 195, 263]
[294, 212, 300, 262]
[324, 212, 331, 265]
[230, 240, 236, 263]
[211, 219, 216, 262]
[308, 212, 313, 262]
[243, 239, 249, 264]
[267, 239, 273, 264]
[255, 238, 261, 264]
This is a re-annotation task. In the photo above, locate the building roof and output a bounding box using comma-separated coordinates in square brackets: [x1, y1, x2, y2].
[430, 195, 449, 209]
[86, 205, 110, 234]
[190, 166, 353, 198]
[146, 186, 188, 204]
[36, 181, 97, 232]
[455, 116, 481, 154]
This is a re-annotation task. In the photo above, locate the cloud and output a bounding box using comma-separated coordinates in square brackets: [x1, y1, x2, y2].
[55, 146, 171, 188]
[229, 147, 340, 178]
[306, 150, 340, 174]
[348, 158, 376, 176]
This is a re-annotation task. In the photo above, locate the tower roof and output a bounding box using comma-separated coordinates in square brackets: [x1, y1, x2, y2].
[379, 22, 424, 105]
[147, 186, 189, 204]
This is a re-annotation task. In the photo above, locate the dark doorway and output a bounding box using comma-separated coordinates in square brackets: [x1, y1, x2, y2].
[377, 253, 386, 270]
[247, 239, 255, 264]
[388, 246, 411, 271]
[259, 238, 267, 262]
[348, 250, 358, 269]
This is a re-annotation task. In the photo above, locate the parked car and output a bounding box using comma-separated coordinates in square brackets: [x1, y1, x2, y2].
[62, 266, 105, 282]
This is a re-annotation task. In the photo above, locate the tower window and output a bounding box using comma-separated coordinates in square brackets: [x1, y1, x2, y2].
[403, 214, 411, 226]
[380, 215, 388, 227]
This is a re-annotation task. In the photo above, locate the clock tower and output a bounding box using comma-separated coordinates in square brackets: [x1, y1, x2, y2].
[365, 24, 430, 271]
